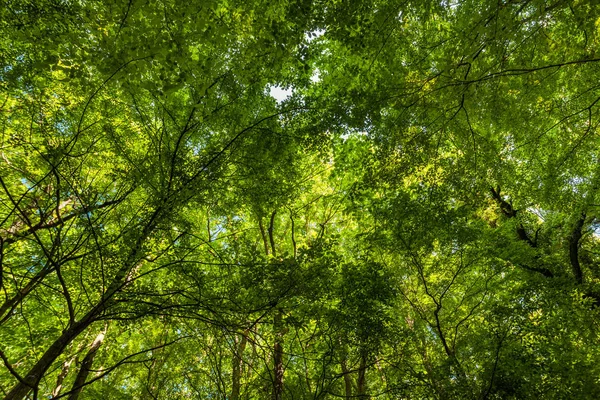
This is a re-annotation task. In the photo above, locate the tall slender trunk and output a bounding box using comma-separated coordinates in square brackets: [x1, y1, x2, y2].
[268, 211, 277, 258]
[357, 351, 368, 399]
[340, 357, 353, 399]
[259, 218, 270, 256]
[266, 211, 284, 400]
[231, 331, 248, 400]
[67, 327, 107, 400]
[569, 213, 586, 284]
[272, 310, 284, 400]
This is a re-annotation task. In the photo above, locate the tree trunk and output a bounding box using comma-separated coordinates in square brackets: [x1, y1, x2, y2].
[268, 211, 277, 257]
[340, 357, 353, 399]
[272, 311, 284, 400]
[569, 213, 586, 284]
[231, 331, 247, 400]
[4, 246, 138, 399]
[4, 319, 91, 400]
[357, 351, 367, 399]
[259, 218, 270, 256]
[67, 327, 107, 400]
[51, 355, 75, 398]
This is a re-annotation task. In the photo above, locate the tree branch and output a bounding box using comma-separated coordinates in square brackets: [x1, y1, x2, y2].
[490, 187, 553, 278]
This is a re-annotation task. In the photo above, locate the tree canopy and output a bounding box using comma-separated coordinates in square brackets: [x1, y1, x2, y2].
[1, 0, 600, 398]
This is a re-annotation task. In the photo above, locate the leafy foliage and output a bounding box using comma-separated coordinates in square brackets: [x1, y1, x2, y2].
[1, 0, 600, 399]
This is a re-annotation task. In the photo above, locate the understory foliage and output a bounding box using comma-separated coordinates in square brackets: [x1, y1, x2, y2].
[1, 0, 600, 399]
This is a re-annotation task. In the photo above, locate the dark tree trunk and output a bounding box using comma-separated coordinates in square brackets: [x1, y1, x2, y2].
[4, 319, 91, 400]
[357, 352, 367, 399]
[569, 213, 586, 284]
[272, 311, 284, 400]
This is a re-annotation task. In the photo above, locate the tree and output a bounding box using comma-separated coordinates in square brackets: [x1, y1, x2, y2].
[2, 0, 600, 399]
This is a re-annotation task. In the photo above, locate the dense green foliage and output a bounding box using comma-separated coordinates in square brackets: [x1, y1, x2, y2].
[1, 0, 600, 398]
